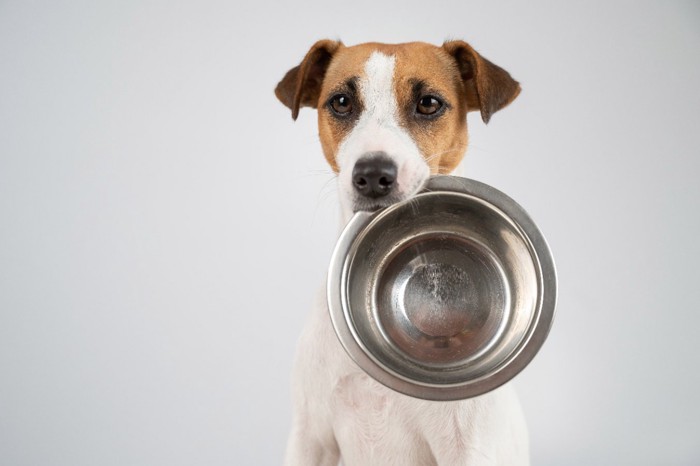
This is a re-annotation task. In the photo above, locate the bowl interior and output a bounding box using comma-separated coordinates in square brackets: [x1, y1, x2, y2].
[344, 191, 540, 386]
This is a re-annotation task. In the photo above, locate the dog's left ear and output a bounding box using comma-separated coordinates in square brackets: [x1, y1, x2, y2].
[275, 39, 344, 120]
[442, 40, 521, 124]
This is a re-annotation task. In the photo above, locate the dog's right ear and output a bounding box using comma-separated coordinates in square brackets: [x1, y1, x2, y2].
[275, 39, 343, 120]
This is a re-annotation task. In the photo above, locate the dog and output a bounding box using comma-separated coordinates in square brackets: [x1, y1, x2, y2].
[275, 40, 525, 466]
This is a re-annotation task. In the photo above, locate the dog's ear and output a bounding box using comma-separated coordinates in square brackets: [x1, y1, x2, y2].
[442, 40, 521, 124]
[275, 39, 343, 120]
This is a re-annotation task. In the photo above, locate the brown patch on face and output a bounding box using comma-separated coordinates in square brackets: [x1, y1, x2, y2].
[317, 73, 365, 172]
[392, 43, 470, 174]
[317, 44, 394, 172]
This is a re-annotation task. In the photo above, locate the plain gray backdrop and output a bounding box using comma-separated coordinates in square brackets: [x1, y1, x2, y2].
[1, 1, 699, 465]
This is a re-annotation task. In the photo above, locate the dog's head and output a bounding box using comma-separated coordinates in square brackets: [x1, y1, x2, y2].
[276, 40, 520, 215]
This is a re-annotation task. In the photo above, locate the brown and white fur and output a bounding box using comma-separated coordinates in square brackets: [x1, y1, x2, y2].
[275, 40, 525, 466]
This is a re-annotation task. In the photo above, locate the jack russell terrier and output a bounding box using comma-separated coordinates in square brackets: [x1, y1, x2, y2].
[275, 40, 525, 466]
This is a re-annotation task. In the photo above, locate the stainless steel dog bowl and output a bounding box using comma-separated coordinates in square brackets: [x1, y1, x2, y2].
[328, 176, 557, 401]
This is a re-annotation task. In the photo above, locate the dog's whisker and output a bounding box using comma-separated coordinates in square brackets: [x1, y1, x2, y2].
[311, 183, 339, 228]
[408, 195, 420, 216]
[294, 169, 338, 181]
[305, 173, 338, 198]
[422, 147, 465, 175]
[424, 146, 464, 162]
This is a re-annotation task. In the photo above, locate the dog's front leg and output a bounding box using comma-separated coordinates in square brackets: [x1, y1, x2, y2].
[284, 414, 339, 466]
[421, 385, 530, 466]
[284, 368, 340, 466]
[284, 290, 341, 466]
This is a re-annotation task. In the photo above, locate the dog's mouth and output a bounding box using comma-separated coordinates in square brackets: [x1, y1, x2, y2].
[352, 197, 400, 213]
[351, 178, 428, 213]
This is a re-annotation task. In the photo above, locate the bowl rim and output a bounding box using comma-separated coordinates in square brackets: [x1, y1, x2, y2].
[327, 175, 557, 401]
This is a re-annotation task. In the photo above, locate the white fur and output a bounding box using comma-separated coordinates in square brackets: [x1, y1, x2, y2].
[284, 51, 530, 466]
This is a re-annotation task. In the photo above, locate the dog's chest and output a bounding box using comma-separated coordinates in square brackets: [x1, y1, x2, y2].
[329, 371, 438, 464]
[331, 371, 391, 427]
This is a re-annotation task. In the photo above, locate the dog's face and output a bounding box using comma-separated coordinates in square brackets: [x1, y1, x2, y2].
[276, 40, 520, 215]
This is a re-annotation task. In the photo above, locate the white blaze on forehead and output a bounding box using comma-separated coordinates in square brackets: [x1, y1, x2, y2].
[361, 52, 397, 125]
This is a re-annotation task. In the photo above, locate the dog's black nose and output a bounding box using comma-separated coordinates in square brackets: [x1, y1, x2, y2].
[352, 156, 397, 198]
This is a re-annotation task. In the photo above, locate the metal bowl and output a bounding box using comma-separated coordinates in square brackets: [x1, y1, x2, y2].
[327, 176, 557, 401]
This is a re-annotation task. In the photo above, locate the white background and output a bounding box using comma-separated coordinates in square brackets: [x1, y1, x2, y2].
[1, 1, 699, 465]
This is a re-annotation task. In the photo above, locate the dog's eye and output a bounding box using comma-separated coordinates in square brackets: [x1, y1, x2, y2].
[416, 96, 443, 116]
[329, 94, 353, 115]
